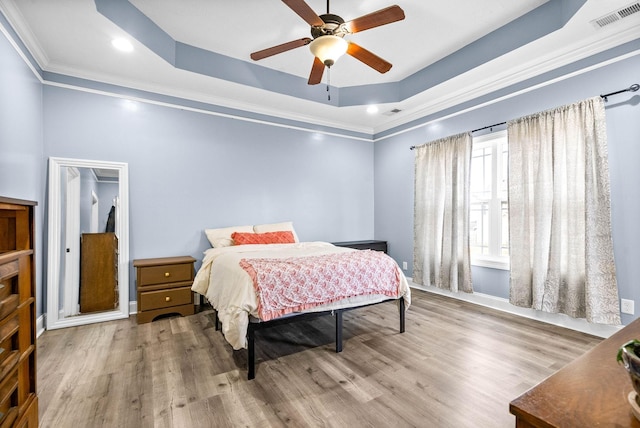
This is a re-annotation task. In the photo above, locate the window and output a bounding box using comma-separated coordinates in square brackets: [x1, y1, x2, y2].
[470, 130, 509, 269]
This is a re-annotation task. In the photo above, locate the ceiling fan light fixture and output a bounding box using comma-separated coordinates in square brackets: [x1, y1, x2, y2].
[309, 35, 348, 67]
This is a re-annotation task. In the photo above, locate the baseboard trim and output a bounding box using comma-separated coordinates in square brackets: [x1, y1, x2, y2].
[36, 314, 45, 338]
[40, 290, 620, 339]
[409, 280, 622, 339]
[38, 301, 138, 336]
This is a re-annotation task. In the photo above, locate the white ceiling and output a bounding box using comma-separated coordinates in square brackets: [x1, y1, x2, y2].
[1, 0, 639, 136]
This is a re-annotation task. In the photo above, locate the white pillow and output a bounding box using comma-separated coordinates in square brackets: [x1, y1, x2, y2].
[253, 221, 299, 242]
[205, 225, 253, 248]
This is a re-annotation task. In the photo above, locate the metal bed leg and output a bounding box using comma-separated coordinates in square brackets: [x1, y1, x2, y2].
[399, 298, 405, 333]
[239, 298, 403, 379]
[335, 310, 343, 353]
[248, 325, 256, 380]
[214, 310, 220, 331]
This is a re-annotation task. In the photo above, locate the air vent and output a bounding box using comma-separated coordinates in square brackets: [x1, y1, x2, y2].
[619, 2, 640, 17]
[382, 108, 402, 116]
[591, 2, 640, 28]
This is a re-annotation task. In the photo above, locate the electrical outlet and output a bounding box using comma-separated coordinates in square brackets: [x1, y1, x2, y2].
[402, 261, 408, 270]
[621, 299, 635, 315]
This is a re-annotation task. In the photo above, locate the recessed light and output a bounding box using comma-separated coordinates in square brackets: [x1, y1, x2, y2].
[122, 100, 138, 111]
[366, 105, 379, 114]
[111, 38, 133, 52]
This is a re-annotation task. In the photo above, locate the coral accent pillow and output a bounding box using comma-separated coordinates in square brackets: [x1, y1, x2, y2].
[232, 231, 295, 245]
[253, 221, 299, 242]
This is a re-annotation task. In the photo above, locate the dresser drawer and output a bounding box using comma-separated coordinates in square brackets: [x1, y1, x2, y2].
[0, 294, 18, 321]
[0, 313, 19, 367]
[139, 286, 192, 311]
[0, 364, 18, 411]
[138, 263, 192, 286]
[0, 260, 18, 283]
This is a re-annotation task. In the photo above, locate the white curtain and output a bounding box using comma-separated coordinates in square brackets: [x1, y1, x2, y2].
[413, 132, 473, 292]
[508, 97, 620, 324]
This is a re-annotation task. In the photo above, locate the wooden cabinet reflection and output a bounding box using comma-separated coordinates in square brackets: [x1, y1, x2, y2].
[80, 232, 118, 313]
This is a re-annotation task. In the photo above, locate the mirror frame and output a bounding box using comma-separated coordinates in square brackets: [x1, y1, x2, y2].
[46, 157, 130, 329]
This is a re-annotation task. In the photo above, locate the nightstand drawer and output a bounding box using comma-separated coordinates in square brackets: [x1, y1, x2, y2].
[138, 263, 192, 286]
[139, 286, 192, 311]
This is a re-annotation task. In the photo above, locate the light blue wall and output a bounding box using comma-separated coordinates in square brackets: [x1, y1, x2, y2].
[42, 87, 375, 300]
[0, 22, 44, 314]
[374, 53, 640, 325]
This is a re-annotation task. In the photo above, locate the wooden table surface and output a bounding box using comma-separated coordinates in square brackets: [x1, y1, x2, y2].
[510, 317, 640, 427]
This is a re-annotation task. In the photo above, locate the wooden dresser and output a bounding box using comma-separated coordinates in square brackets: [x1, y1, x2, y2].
[80, 233, 118, 313]
[332, 240, 388, 253]
[510, 318, 640, 427]
[0, 197, 38, 427]
[134, 256, 196, 324]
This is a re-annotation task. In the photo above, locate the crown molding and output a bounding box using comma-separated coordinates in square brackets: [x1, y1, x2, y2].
[51, 67, 376, 135]
[373, 26, 640, 136]
[0, 0, 49, 68]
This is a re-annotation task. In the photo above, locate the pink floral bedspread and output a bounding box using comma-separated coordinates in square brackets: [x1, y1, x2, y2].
[239, 250, 401, 321]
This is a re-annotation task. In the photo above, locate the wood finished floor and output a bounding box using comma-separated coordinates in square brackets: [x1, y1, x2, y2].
[37, 290, 602, 427]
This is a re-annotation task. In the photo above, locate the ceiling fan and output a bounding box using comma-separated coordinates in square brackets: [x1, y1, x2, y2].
[250, 0, 405, 85]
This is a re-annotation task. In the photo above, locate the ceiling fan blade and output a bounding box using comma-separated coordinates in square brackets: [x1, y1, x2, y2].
[250, 37, 312, 61]
[345, 5, 405, 34]
[282, 0, 324, 27]
[346, 42, 392, 74]
[308, 57, 325, 85]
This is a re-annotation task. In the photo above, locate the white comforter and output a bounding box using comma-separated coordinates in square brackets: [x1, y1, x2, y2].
[192, 242, 411, 350]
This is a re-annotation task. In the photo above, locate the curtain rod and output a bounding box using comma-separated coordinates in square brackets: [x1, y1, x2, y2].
[600, 83, 639, 102]
[410, 83, 639, 150]
[409, 122, 505, 150]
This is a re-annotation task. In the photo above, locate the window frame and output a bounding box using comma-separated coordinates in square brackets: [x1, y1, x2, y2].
[470, 130, 510, 270]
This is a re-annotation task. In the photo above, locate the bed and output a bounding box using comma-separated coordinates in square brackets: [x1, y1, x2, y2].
[192, 223, 411, 379]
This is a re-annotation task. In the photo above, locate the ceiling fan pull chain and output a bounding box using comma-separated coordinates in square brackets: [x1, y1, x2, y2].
[327, 68, 331, 101]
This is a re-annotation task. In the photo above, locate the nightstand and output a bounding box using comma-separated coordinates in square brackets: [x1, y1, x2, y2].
[332, 240, 388, 253]
[133, 256, 196, 324]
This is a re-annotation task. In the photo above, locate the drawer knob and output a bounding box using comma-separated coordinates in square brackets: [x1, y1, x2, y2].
[165, 296, 171, 302]
[164, 272, 170, 277]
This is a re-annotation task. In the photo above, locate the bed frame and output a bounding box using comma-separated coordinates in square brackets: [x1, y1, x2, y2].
[213, 298, 406, 380]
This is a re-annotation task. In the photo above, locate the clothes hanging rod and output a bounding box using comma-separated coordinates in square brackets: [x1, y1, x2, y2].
[410, 83, 640, 150]
[600, 83, 639, 102]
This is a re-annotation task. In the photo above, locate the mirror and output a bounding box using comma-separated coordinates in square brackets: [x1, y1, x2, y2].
[46, 157, 130, 329]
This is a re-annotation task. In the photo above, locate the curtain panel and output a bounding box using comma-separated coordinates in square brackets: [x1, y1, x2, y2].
[413, 132, 473, 293]
[508, 97, 620, 324]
